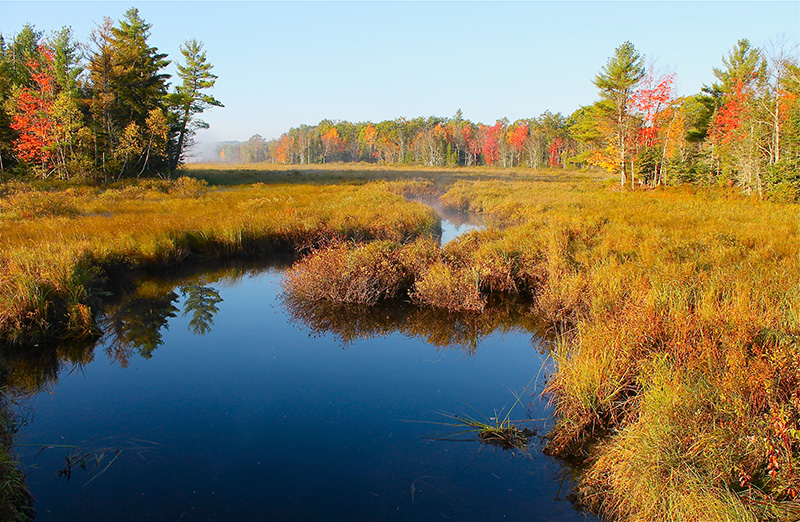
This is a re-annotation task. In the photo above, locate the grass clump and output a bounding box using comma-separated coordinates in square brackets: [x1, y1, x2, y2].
[411, 261, 485, 312]
[281, 237, 489, 312]
[450, 413, 533, 451]
[282, 240, 422, 305]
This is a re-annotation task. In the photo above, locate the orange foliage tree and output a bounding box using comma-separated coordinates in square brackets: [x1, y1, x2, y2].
[506, 123, 528, 167]
[10, 49, 59, 170]
[9, 45, 87, 179]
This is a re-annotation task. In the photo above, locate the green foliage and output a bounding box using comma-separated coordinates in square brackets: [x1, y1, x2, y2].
[712, 38, 767, 92]
[591, 41, 645, 185]
[108, 8, 170, 130]
[49, 26, 82, 97]
[167, 39, 223, 170]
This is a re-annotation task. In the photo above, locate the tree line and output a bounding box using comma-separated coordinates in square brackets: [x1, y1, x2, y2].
[0, 8, 222, 181]
[218, 39, 798, 201]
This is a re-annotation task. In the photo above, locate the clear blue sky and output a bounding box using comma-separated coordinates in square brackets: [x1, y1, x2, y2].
[3, 1, 798, 149]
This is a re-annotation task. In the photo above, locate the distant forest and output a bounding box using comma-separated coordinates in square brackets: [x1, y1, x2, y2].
[219, 39, 799, 200]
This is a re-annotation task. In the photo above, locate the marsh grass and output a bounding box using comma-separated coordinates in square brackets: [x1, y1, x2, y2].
[4, 164, 800, 520]
[0, 177, 438, 344]
[0, 443, 33, 522]
[423, 378, 539, 452]
[432, 179, 800, 521]
[444, 412, 534, 451]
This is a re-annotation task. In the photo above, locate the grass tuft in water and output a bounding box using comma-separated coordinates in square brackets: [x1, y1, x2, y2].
[450, 413, 534, 451]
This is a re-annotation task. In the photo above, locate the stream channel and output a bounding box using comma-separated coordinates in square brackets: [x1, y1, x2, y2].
[9, 208, 599, 521]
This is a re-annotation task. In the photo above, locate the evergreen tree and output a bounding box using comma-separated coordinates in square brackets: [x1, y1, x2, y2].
[592, 41, 645, 186]
[50, 26, 83, 98]
[7, 24, 42, 87]
[0, 34, 14, 171]
[109, 8, 170, 130]
[168, 39, 222, 170]
[87, 9, 171, 178]
[712, 38, 767, 92]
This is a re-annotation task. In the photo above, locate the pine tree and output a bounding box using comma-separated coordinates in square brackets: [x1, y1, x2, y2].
[50, 26, 83, 98]
[592, 41, 645, 187]
[712, 39, 767, 92]
[168, 39, 223, 170]
[109, 8, 170, 130]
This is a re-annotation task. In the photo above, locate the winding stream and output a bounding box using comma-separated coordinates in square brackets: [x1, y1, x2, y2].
[7, 212, 597, 521]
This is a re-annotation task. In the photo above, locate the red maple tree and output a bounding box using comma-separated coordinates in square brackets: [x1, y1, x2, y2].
[548, 136, 565, 167]
[481, 122, 503, 164]
[709, 80, 747, 145]
[10, 47, 61, 170]
[630, 70, 675, 148]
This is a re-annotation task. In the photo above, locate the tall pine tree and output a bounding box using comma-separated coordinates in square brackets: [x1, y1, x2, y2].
[168, 39, 223, 170]
[593, 41, 645, 187]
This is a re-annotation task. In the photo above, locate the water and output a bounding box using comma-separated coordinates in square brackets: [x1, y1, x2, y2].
[6, 217, 597, 522]
[438, 205, 484, 244]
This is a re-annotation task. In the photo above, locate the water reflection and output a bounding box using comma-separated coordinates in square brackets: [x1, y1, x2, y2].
[99, 285, 180, 366]
[284, 294, 549, 352]
[410, 196, 485, 245]
[0, 260, 288, 395]
[0, 264, 556, 397]
[179, 281, 223, 335]
[1, 337, 96, 395]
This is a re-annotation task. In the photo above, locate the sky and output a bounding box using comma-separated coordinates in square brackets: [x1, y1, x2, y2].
[2, 1, 799, 152]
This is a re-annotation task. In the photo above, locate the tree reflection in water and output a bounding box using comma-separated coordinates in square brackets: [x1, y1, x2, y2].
[1, 272, 231, 395]
[282, 292, 549, 353]
[179, 281, 223, 336]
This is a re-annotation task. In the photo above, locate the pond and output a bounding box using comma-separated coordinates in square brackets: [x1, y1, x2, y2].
[6, 217, 597, 522]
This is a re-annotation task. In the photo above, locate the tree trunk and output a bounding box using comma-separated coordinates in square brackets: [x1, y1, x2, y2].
[172, 107, 190, 171]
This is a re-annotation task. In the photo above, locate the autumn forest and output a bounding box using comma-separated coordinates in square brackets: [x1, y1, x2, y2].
[216, 41, 800, 202]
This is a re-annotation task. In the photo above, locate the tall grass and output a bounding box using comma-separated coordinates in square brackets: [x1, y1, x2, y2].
[4, 164, 799, 520]
[434, 179, 800, 520]
[0, 177, 438, 343]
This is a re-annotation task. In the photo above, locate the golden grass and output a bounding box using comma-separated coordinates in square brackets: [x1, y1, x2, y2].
[0, 177, 438, 343]
[432, 179, 800, 521]
[285, 171, 800, 519]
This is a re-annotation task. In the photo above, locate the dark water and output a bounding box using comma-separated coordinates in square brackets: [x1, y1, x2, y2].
[7, 218, 597, 521]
